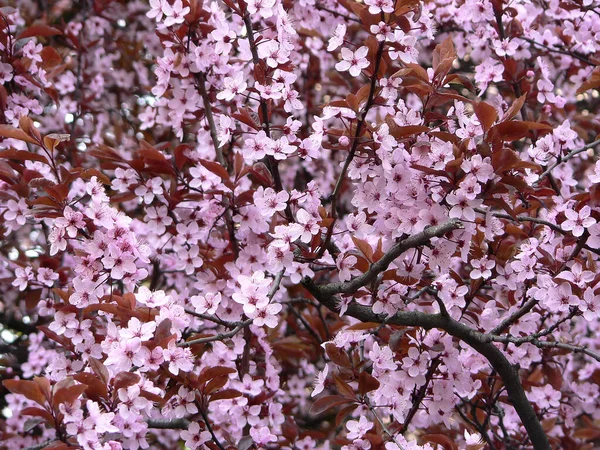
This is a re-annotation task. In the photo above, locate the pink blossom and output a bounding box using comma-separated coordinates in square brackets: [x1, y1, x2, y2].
[180, 422, 211, 450]
[561, 205, 596, 237]
[336, 46, 370, 77]
[162, 340, 194, 375]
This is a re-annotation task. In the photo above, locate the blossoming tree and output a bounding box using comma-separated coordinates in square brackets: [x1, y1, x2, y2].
[2, 0, 600, 449]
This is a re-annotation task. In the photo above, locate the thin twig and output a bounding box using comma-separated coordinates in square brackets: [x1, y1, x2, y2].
[179, 319, 253, 347]
[487, 335, 600, 363]
[520, 37, 595, 66]
[535, 138, 600, 184]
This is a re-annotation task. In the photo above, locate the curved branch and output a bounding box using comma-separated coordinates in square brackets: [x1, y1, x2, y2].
[302, 219, 550, 450]
[312, 219, 463, 297]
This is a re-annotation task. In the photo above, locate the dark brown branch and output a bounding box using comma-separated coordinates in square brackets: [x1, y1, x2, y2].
[400, 357, 441, 433]
[196, 72, 226, 167]
[179, 319, 253, 347]
[309, 219, 463, 298]
[303, 219, 550, 450]
[147, 418, 190, 429]
[490, 298, 538, 335]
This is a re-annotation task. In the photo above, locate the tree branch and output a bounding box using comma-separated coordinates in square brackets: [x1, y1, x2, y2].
[147, 418, 190, 429]
[302, 219, 550, 450]
[179, 319, 253, 347]
[535, 138, 600, 184]
[307, 219, 463, 298]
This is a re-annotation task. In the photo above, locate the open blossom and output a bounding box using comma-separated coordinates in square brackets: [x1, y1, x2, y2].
[364, 0, 394, 13]
[336, 46, 370, 77]
[163, 340, 194, 375]
[180, 422, 211, 450]
[249, 302, 282, 327]
[4, 198, 29, 228]
[561, 205, 596, 237]
[470, 257, 495, 280]
[216, 72, 248, 101]
[254, 186, 289, 216]
[162, 0, 189, 27]
[12, 266, 34, 291]
[55, 206, 85, 237]
[337, 254, 357, 282]
[311, 364, 329, 397]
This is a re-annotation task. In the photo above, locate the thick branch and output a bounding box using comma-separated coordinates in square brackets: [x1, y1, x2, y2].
[490, 298, 538, 335]
[311, 219, 463, 298]
[302, 220, 550, 450]
[147, 418, 190, 429]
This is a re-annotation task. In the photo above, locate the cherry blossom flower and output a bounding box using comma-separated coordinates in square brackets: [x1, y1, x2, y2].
[216, 72, 248, 101]
[296, 209, 320, 243]
[12, 266, 34, 291]
[470, 257, 495, 280]
[581, 287, 600, 321]
[337, 254, 357, 282]
[364, 0, 394, 14]
[254, 186, 289, 216]
[336, 46, 370, 77]
[250, 302, 282, 327]
[311, 364, 329, 397]
[346, 415, 372, 440]
[162, 340, 194, 375]
[163, 0, 189, 27]
[561, 205, 596, 237]
[4, 198, 29, 229]
[250, 426, 278, 445]
[180, 422, 211, 450]
[56, 206, 86, 238]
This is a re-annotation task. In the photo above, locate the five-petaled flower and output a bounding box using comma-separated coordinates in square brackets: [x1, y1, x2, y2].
[336, 46, 370, 77]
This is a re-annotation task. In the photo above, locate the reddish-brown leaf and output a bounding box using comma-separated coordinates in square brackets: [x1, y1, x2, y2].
[0, 149, 49, 164]
[198, 366, 237, 385]
[209, 388, 242, 402]
[17, 24, 62, 39]
[112, 372, 140, 391]
[332, 373, 357, 401]
[501, 95, 526, 122]
[53, 383, 87, 407]
[351, 236, 373, 262]
[310, 394, 353, 415]
[21, 407, 54, 422]
[324, 343, 352, 369]
[72, 373, 108, 401]
[3, 379, 46, 406]
[474, 101, 497, 133]
[358, 371, 380, 396]
[204, 375, 229, 394]
[432, 37, 456, 81]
